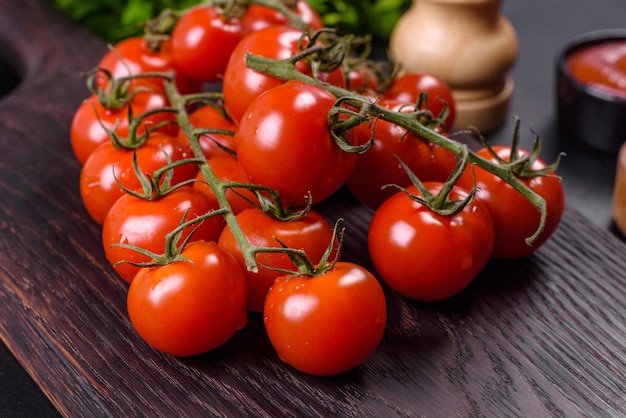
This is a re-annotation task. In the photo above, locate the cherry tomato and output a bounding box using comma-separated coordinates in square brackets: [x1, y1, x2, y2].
[127, 240, 248, 357]
[79, 132, 197, 224]
[171, 6, 244, 83]
[176, 105, 237, 159]
[455, 145, 565, 259]
[70, 90, 177, 165]
[346, 64, 380, 93]
[346, 99, 457, 209]
[235, 82, 356, 206]
[218, 207, 338, 312]
[368, 182, 495, 302]
[102, 186, 225, 284]
[194, 155, 257, 216]
[384, 72, 456, 131]
[95, 36, 203, 95]
[240, 1, 324, 35]
[222, 25, 346, 124]
[264, 261, 387, 376]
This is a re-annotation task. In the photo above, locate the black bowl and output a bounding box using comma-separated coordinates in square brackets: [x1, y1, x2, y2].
[556, 29, 626, 153]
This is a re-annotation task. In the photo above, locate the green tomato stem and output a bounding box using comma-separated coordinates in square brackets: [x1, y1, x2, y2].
[163, 75, 263, 272]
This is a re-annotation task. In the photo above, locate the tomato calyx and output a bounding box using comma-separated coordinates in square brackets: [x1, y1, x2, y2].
[87, 68, 171, 110]
[329, 96, 374, 154]
[144, 8, 181, 46]
[86, 68, 134, 110]
[388, 145, 477, 216]
[472, 117, 565, 179]
[96, 105, 175, 150]
[115, 149, 202, 201]
[342, 36, 389, 92]
[88, 62, 173, 104]
[412, 91, 451, 133]
[86, 69, 179, 148]
[197, 168, 314, 221]
[112, 207, 228, 270]
[251, 188, 313, 221]
[264, 218, 345, 278]
[277, 28, 348, 77]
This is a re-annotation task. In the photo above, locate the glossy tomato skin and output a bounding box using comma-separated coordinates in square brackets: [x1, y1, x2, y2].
[347, 65, 380, 93]
[102, 186, 225, 284]
[368, 183, 495, 302]
[95, 36, 203, 95]
[70, 91, 176, 165]
[347, 99, 457, 209]
[222, 26, 346, 124]
[194, 155, 257, 215]
[384, 72, 456, 131]
[264, 261, 387, 376]
[218, 207, 338, 312]
[79, 132, 198, 224]
[171, 6, 244, 83]
[455, 146, 565, 259]
[235, 82, 356, 206]
[176, 105, 237, 159]
[240, 1, 324, 35]
[127, 240, 247, 357]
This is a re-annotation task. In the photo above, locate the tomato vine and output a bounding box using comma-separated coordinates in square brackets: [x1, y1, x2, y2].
[244, 50, 555, 246]
[70, 0, 566, 367]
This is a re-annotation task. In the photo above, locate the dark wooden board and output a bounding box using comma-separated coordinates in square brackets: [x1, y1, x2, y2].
[1, 0, 625, 416]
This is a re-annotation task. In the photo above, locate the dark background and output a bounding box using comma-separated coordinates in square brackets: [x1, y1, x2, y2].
[1, 0, 625, 416]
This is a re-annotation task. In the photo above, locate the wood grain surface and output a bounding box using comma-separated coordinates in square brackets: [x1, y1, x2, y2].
[0, 0, 625, 416]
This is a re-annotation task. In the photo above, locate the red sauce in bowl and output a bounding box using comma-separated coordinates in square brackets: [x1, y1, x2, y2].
[566, 40, 626, 99]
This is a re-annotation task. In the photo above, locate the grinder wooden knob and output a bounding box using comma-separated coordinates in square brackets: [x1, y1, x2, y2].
[389, 0, 518, 134]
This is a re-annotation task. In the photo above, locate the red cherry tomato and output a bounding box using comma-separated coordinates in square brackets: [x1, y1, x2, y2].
[171, 6, 244, 83]
[70, 90, 177, 165]
[346, 99, 457, 209]
[235, 82, 356, 206]
[102, 186, 225, 284]
[79, 132, 197, 224]
[264, 261, 387, 376]
[176, 105, 237, 159]
[95, 36, 203, 95]
[222, 25, 346, 124]
[218, 207, 338, 312]
[384, 72, 456, 131]
[194, 155, 257, 216]
[368, 182, 495, 302]
[455, 145, 565, 259]
[346, 64, 380, 93]
[240, 1, 324, 35]
[127, 240, 248, 357]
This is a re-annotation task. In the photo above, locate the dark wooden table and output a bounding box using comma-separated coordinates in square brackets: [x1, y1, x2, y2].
[1, 0, 625, 416]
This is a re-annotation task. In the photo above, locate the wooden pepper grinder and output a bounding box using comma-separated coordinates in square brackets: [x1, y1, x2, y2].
[389, 0, 518, 134]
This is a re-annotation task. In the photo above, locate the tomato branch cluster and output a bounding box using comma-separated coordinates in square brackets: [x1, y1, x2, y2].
[69, 0, 565, 376]
[245, 51, 557, 245]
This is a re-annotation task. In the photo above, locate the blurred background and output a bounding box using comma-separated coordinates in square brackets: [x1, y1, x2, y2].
[51, 0, 412, 43]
